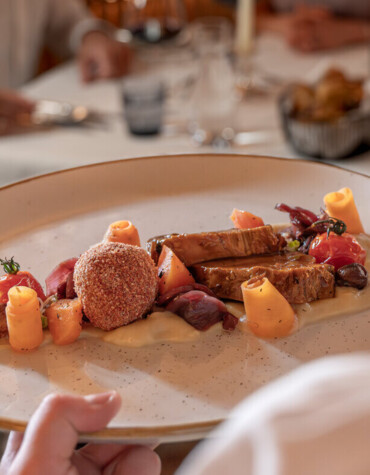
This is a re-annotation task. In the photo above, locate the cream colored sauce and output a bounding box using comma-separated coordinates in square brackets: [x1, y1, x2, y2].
[225, 301, 246, 320]
[296, 284, 370, 328]
[82, 311, 200, 348]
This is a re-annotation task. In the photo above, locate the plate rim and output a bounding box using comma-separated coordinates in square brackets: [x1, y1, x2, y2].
[0, 153, 368, 194]
[0, 414, 223, 440]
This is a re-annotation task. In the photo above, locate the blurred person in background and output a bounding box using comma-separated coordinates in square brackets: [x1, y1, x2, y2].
[257, 0, 370, 52]
[218, 0, 370, 52]
[0, 0, 131, 135]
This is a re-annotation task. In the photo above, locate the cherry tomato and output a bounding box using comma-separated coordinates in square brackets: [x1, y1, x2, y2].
[308, 232, 366, 270]
[0, 271, 46, 304]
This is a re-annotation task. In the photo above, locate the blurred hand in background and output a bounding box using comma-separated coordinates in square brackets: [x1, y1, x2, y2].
[0, 0, 132, 90]
[0, 90, 34, 136]
[285, 5, 370, 52]
[257, 1, 370, 52]
[78, 31, 132, 83]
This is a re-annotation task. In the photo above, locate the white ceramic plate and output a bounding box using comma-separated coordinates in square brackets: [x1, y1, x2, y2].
[0, 154, 368, 443]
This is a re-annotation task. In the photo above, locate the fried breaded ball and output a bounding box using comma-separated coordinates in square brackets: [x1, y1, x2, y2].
[73, 242, 158, 331]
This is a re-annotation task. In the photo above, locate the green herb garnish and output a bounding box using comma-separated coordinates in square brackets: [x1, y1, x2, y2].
[41, 315, 48, 330]
[313, 217, 347, 238]
[0, 257, 20, 274]
[287, 240, 301, 251]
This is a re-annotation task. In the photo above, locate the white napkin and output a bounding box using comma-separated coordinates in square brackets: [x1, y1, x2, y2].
[177, 352, 370, 475]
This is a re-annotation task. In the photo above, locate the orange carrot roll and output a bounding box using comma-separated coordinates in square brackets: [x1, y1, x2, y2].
[241, 277, 296, 339]
[230, 209, 265, 229]
[45, 298, 83, 346]
[103, 220, 141, 246]
[6, 286, 43, 352]
[324, 187, 364, 234]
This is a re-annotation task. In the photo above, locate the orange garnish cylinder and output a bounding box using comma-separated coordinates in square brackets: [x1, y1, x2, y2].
[241, 277, 296, 338]
[103, 220, 141, 246]
[324, 188, 364, 234]
[45, 298, 83, 346]
[6, 286, 43, 352]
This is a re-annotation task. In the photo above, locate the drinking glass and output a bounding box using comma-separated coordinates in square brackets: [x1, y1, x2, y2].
[122, 76, 165, 136]
[121, 0, 187, 44]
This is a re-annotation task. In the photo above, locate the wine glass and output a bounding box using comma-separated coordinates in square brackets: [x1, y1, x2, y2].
[121, 0, 187, 45]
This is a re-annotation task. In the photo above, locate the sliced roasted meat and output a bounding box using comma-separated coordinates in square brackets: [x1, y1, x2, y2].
[191, 252, 335, 304]
[147, 233, 179, 264]
[147, 226, 285, 266]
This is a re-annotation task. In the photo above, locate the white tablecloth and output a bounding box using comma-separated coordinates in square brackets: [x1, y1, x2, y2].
[0, 34, 369, 185]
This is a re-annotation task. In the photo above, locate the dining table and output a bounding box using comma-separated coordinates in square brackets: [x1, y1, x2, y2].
[0, 33, 369, 187]
[0, 32, 369, 475]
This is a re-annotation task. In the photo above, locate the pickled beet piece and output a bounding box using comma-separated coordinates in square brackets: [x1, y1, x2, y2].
[166, 290, 237, 331]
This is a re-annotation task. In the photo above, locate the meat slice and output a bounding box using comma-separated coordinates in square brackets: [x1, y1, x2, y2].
[191, 252, 335, 304]
[147, 226, 285, 266]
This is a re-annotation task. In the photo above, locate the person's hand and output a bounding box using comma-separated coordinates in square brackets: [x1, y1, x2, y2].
[257, 5, 370, 53]
[0, 391, 161, 475]
[0, 90, 34, 136]
[78, 31, 132, 83]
